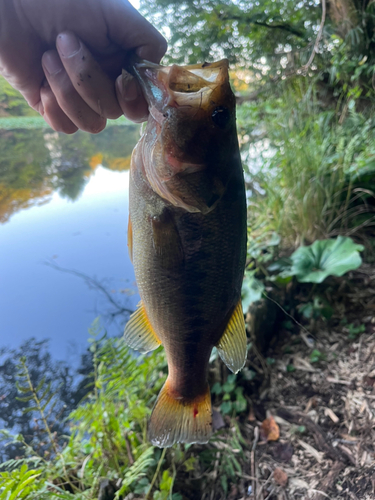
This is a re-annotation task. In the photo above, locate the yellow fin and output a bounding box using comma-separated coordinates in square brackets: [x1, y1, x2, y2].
[124, 301, 161, 353]
[216, 299, 247, 374]
[148, 379, 212, 448]
[127, 216, 133, 263]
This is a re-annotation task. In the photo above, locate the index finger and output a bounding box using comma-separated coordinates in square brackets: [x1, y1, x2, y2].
[56, 32, 122, 119]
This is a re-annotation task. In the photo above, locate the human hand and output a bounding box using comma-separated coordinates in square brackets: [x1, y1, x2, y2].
[0, 0, 167, 133]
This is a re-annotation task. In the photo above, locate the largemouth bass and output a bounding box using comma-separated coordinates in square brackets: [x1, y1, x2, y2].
[124, 59, 247, 447]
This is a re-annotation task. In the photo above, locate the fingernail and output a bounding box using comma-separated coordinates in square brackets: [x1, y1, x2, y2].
[57, 32, 81, 58]
[43, 51, 63, 75]
[118, 72, 139, 102]
[136, 39, 167, 62]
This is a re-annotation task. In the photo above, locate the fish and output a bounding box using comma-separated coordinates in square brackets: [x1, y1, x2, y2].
[124, 58, 247, 447]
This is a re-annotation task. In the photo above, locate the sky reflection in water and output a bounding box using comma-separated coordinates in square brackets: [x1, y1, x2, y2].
[0, 125, 140, 361]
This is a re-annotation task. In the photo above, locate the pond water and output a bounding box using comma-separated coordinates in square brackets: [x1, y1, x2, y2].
[0, 124, 141, 362]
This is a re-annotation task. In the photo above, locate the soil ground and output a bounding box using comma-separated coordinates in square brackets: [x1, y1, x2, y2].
[235, 263, 375, 500]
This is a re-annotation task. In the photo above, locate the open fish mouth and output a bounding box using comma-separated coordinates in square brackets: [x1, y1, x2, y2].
[130, 58, 235, 214]
[133, 59, 230, 110]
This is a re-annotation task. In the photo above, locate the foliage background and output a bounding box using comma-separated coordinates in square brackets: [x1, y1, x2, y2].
[1, 0, 375, 498]
[139, 0, 375, 245]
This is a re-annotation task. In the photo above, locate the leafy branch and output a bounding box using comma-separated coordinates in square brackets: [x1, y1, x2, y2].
[16, 358, 82, 495]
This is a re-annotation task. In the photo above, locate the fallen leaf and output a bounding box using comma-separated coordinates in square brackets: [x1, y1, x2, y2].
[362, 375, 375, 387]
[288, 477, 310, 491]
[260, 415, 280, 441]
[273, 467, 288, 487]
[272, 442, 294, 462]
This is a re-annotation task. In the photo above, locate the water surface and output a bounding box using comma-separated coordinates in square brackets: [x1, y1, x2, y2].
[0, 124, 140, 361]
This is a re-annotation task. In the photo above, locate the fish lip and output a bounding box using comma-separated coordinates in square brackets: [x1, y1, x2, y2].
[134, 60, 163, 70]
[133, 59, 230, 109]
[134, 58, 229, 74]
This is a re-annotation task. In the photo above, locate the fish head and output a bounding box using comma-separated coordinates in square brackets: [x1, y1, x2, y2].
[133, 59, 239, 213]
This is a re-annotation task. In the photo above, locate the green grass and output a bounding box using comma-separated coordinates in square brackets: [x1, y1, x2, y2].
[239, 81, 375, 247]
[0, 115, 134, 131]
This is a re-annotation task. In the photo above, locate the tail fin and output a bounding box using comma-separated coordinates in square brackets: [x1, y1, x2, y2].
[148, 379, 212, 448]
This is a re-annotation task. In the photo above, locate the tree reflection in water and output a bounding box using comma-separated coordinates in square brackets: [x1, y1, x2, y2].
[0, 124, 140, 223]
[0, 337, 94, 461]
[45, 260, 135, 325]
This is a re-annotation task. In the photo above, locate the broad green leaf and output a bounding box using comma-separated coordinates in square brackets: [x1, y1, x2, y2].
[291, 236, 364, 283]
[267, 257, 293, 273]
[220, 401, 232, 414]
[222, 382, 235, 393]
[211, 382, 222, 395]
[299, 302, 314, 319]
[233, 387, 247, 413]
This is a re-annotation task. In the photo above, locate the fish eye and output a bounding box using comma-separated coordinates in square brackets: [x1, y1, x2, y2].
[211, 106, 230, 128]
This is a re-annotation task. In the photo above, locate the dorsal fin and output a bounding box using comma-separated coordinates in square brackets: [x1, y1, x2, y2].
[216, 299, 247, 373]
[124, 301, 161, 353]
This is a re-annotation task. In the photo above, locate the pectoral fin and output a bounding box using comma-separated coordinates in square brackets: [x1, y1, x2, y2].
[124, 301, 161, 353]
[127, 216, 133, 263]
[216, 299, 247, 373]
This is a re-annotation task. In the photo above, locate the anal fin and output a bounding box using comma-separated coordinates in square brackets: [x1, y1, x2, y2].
[148, 378, 212, 448]
[124, 301, 161, 353]
[216, 299, 247, 374]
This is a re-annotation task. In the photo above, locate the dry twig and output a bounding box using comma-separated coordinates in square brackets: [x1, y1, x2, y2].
[299, 0, 326, 75]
